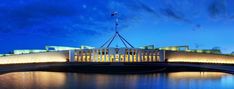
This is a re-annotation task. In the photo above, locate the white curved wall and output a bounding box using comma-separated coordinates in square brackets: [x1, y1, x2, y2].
[0, 51, 68, 64]
[166, 51, 234, 64]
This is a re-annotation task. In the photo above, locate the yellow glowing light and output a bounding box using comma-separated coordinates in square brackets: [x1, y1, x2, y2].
[167, 51, 234, 64]
[168, 72, 228, 80]
[0, 52, 67, 64]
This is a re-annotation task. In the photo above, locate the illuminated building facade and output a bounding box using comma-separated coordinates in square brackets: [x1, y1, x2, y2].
[69, 48, 165, 62]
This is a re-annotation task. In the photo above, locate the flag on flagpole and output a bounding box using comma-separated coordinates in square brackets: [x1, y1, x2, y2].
[111, 11, 118, 16]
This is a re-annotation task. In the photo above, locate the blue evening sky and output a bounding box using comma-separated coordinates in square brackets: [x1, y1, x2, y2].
[0, 0, 234, 53]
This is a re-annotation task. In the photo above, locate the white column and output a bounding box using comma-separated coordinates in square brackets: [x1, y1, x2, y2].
[151, 51, 154, 62]
[159, 50, 165, 62]
[154, 51, 157, 62]
[118, 49, 122, 62]
[95, 49, 98, 62]
[89, 50, 91, 62]
[120, 49, 123, 62]
[142, 50, 145, 62]
[132, 49, 134, 62]
[81, 50, 84, 62]
[98, 49, 100, 62]
[100, 49, 103, 62]
[136, 49, 138, 62]
[128, 49, 130, 62]
[85, 50, 87, 62]
[77, 51, 80, 62]
[113, 49, 116, 62]
[91, 49, 94, 62]
[104, 49, 106, 62]
[69, 50, 75, 62]
[124, 49, 126, 62]
[147, 51, 150, 62]
[139, 50, 142, 62]
[108, 49, 110, 62]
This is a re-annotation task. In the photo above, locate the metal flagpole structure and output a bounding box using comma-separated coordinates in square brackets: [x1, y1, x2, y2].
[100, 11, 134, 48]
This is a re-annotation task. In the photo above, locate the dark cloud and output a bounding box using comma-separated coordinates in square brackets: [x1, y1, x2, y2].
[160, 7, 190, 23]
[208, 0, 226, 18]
[118, 0, 203, 32]
[134, 0, 159, 17]
[113, 0, 159, 19]
[158, 1, 203, 31]
[192, 24, 202, 31]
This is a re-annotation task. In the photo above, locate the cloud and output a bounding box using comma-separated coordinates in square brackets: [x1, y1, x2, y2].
[117, 0, 160, 18]
[108, 0, 204, 32]
[0, 0, 214, 36]
[160, 7, 190, 23]
[0, 0, 232, 36]
[135, 0, 160, 17]
[157, 1, 203, 31]
[192, 24, 202, 31]
[0, 0, 114, 37]
[208, 0, 226, 18]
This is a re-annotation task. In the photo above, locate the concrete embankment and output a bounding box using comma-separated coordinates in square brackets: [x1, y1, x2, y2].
[1, 62, 234, 74]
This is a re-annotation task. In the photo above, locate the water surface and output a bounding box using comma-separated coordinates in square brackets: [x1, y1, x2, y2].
[0, 71, 233, 89]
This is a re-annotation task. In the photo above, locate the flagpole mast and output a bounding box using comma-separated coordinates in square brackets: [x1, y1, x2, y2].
[100, 11, 134, 48]
[112, 11, 119, 33]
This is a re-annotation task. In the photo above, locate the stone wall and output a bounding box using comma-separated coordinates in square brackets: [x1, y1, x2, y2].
[0, 51, 69, 64]
[166, 51, 234, 64]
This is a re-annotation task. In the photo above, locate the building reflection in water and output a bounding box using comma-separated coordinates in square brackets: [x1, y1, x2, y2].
[0, 72, 66, 89]
[0, 71, 233, 89]
[168, 72, 227, 80]
[167, 72, 233, 89]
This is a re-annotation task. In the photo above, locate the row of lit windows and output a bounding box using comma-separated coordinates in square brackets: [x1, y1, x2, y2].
[74, 49, 161, 62]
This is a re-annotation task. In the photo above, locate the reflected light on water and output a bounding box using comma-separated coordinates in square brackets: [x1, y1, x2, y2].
[167, 72, 234, 89]
[0, 72, 66, 89]
[168, 72, 228, 80]
[0, 71, 233, 89]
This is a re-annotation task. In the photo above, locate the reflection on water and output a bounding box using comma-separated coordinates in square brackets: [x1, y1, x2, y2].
[0, 72, 66, 89]
[0, 71, 233, 89]
[168, 72, 227, 79]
